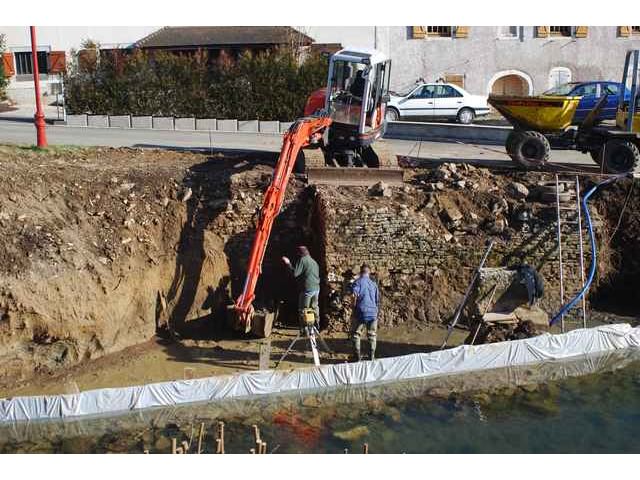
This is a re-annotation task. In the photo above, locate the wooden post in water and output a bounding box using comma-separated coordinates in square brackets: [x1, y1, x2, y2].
[363, 443, 369, 454]
[171, 438, 177, 454]
[217, 421, 225, 454]
[252, 424, 262, 453]
[181, 441, 190, 454]
[197, 423, 205, 454]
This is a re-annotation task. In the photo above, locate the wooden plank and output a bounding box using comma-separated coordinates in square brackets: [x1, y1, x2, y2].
[483, 312, 518, 323]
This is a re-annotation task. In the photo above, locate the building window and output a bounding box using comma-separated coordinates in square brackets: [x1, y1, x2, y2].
[498, 26, 519, 38]
[548, 67, 572, 90]
[549, 26, 572, 37]
[426, 26, 452, 37]
[14, 51, 49, 76]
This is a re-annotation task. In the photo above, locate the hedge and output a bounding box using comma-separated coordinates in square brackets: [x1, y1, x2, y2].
[64, 48, 328, 121]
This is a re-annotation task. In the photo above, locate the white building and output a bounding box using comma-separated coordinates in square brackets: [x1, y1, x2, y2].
[2, 26, 640, 106]
[0, 26, 156, 104]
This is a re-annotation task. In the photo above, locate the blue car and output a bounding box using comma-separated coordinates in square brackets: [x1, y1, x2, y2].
[543, 81, 631, 123]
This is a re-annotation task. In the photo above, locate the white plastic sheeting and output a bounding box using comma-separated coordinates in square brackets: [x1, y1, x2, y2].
[1, 323, 639, 424]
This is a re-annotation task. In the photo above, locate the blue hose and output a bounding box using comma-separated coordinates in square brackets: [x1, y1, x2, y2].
[549, 175, 625, 326]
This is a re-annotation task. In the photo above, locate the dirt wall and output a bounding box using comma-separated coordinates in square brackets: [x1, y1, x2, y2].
[0, 146, 311, 391]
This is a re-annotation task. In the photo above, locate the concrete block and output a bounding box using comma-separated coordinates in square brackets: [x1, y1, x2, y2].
[108, 115, 131, 128]
[131, 116, 152, 129]
[87, 115, 109, 128]
[279, 122, 294, 133]
[66, 114, 87, 127]
[238, 120, 259, 132]
[196, 118, 217, 131]
[258, 120, 280, 133]
[174, 117, 196, 131]
[217, 119, 238, 132]
[152, 116, 175, 130]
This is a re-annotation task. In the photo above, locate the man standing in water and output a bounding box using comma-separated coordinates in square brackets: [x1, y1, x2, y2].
[282, 246, 321, 329]
[350, 264, 380, 361]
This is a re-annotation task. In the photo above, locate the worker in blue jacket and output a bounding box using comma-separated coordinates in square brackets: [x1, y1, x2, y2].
[350, 264, 380, 361]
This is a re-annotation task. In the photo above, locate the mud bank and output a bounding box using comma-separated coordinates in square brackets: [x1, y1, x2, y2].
[0, 146, 309, 391]
[0, 145, 638, 391]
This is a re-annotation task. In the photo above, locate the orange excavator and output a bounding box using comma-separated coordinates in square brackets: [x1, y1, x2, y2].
[232, 47, 403, 333]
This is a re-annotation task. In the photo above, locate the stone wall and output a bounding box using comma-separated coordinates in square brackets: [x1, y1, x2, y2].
[313, 169, 602, 332]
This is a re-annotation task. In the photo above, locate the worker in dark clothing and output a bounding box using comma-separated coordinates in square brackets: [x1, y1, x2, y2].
[517, 264, 544, 305]
[282, 246, 321, 328]
[350, 264, 380, 361]
[349, 70, 366, 98]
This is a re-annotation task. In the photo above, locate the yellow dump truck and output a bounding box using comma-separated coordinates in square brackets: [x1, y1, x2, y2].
[489, 49, 640, 174]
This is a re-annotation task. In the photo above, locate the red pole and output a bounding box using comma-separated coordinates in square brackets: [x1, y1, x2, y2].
[30, 26, 48, 148]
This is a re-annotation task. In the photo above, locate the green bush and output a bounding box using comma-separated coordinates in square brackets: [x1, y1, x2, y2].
[64, 48, 328, 120]
[0, 34, 9, 101]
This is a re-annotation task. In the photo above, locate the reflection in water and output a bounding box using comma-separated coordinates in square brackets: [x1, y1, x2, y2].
[1, 349, 640, 453]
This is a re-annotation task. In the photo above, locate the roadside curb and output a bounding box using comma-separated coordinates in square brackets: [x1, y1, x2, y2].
[56, 116, 511, 144]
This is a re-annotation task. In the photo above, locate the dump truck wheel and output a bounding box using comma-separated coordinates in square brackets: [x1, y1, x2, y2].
[509, 131, 550, 169]
[505, 130, 521, 155]
[601, 139, 640, 174]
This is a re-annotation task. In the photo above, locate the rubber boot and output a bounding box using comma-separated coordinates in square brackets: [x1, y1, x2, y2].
[353, 336, 362, 362]
[369, 337, 377, 361]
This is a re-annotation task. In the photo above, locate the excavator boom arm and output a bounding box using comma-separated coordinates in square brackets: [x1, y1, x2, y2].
[233, 116, 332, 327]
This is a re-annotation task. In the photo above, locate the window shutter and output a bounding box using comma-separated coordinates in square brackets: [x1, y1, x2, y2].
[536, 26, 549, 38]
[445, 74, 465, 88]
[411, 26, 426, 39]
[619, 26, 630, 37]
[455, 26, 469, 38]
[575, 26, 588, 38]
[2, 52, 15, 77]
[48, 51, 67, 74]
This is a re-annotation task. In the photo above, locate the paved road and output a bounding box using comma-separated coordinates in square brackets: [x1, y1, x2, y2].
[0, 118, 595, 170]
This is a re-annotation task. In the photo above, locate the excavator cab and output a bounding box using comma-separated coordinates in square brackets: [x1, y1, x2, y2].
[616, 49, 640, 133]
[302, 48, 403, 185]
[323, 48, 392, 167]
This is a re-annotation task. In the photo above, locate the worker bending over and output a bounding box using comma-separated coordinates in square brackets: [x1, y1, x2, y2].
[350, 264, 380, 361]
[282, 246, 321, 330]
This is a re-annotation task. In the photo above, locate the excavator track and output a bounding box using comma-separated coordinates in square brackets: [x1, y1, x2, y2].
[305, 139, 405, 186]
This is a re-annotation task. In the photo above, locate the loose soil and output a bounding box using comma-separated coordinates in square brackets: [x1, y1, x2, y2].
[0, 144, 637, 398]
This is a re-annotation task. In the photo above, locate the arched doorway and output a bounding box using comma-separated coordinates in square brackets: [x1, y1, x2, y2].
[487, 70, 533, 96]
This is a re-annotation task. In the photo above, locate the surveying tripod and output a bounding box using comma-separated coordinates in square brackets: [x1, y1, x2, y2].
[275, 308, 332, 368]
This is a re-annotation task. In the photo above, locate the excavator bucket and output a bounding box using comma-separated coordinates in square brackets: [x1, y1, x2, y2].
[304, 140, 405, 186]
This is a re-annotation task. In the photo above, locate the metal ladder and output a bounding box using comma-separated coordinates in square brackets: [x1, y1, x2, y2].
[554, 175, 588, 332]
